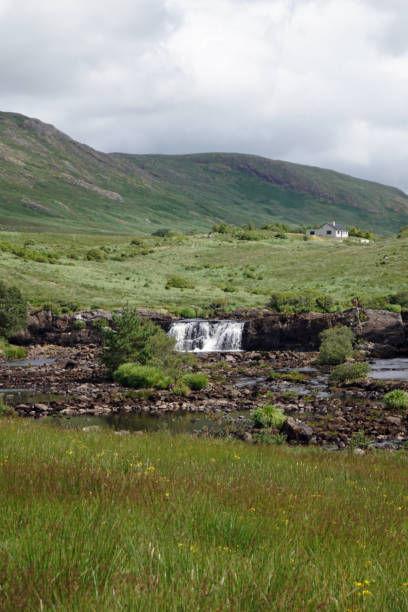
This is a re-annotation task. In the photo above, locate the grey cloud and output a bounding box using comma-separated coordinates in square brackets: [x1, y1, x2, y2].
[1, 0, 408, 193]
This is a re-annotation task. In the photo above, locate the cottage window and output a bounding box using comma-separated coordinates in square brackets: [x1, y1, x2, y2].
[326, 230, 332, 235]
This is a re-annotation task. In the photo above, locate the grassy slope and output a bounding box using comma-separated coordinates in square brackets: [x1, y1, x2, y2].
[1, 111, 408, 234]
[0, 420, 407, 610]
[0, 231, 406, 311]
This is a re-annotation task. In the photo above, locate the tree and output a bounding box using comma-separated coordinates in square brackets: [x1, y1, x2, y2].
[100, 307, 176, 375]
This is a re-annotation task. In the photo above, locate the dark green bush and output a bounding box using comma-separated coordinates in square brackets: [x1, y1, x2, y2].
[152, 228, 173, 238]
[317, 326, 354, 365]
[383, 390, 408, 410]
[251, 404, 286, 428]
[165, 276, 194, 290]
[0, 281, 27, 338]
[113, 364, 172, 389]
[183, 373, 208, 390]
[329, 362, 370, 383]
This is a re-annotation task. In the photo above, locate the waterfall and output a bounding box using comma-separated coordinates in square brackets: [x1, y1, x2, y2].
[168, 320, 245, 352]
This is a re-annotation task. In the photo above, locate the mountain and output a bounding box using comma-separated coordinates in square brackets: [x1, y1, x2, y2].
[0, 111, 407, 234]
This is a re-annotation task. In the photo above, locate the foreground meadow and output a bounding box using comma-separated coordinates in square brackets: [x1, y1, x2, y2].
[0, 419, 407, 610]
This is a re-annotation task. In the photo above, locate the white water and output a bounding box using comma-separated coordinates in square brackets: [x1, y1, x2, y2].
[168, 320, 245, 352]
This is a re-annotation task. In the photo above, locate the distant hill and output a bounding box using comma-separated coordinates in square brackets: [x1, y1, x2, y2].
[0, 111, 407, 234]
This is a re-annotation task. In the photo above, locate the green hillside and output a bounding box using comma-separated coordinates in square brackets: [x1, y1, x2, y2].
[0, 111, 407, 234]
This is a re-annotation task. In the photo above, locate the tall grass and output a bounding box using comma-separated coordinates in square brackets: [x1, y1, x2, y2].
[0, 420, 407, 610]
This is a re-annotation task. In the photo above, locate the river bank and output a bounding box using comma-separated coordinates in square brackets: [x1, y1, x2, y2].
[1, 344, 407, 450]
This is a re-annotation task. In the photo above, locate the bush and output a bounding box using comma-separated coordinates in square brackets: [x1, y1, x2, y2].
[317, 326, 354, 365]
[86, 248, 106, 262]
[152, 228, 173, 238]
[101, 308, 175, 374]
[268, 291, 334, 314]
[113, 363, 172, 389]
[251, 404, 287, 429]
[329, 362, 370, 383]
[183, 373, 208, 390]
[178, 307, 196, 319]
[165, 276, 194, 290]
[0, 281, 27, 338]
[383, 389, 408, 410]
[172, 382, 191, 396]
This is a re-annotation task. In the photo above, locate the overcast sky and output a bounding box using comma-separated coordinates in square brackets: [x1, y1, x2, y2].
[1, 0, 408, 191]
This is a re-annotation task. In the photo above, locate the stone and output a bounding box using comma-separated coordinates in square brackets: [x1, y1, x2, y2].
[281, 417, 313, 444]
[82, 425, 100, 432]
[353, 448, 366, 455]
[385, 416, 402, 426]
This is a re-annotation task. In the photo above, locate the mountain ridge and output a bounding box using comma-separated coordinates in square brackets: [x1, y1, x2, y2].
[0, 111, 407, 234]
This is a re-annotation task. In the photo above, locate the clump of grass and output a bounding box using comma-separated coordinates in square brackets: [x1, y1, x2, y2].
[113, 363, 172, 389]
[251, 404, 286, 428]
[0, 339, 28, 360]
[253, 430, 287, 445]
[383, 389, 408, 410]
[266, 370, 305, 382]
[349, 429, 371, 450]
[329, 362, 370, 383]
[0, 396, 15, 416]
[182, 373, 208, 390]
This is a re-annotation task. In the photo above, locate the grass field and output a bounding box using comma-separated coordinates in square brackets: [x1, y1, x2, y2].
[0, 419, 407, 610]
[0, 230, 406, 312]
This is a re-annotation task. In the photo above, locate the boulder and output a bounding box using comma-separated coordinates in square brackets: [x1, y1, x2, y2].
[281, 417, 314, 444]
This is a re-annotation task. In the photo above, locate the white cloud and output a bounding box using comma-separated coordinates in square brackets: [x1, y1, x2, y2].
[1, 0, 408, 191]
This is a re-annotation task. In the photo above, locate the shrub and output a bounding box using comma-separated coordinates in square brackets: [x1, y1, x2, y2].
[172, 382, 191, 396]
[251, 404, 287, 429]
[183, 373, 208, 390]
[114, 363, 172, 389]
[152, 228, 173, 237]
[390, 291, 408, 310]
[165, 276, 194, 290]
[178, 307, 196, 319]
[317, 326, 354, 365]
[101, 308, 175, 374]
[268, 291, 317, 314]
[0, 282, 27, 338]
[329, 362, 370, 383]
[383, 389, 408, 410]
[86, 248, 106, 262]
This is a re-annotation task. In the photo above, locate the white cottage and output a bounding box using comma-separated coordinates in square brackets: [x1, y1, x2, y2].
[306, 222, 348, 239]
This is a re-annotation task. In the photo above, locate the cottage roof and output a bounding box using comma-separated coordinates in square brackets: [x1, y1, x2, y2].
[322, 223, 348, 232]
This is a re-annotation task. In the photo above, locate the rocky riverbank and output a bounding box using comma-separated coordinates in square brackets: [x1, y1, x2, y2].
[1, 344, 407, 450]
